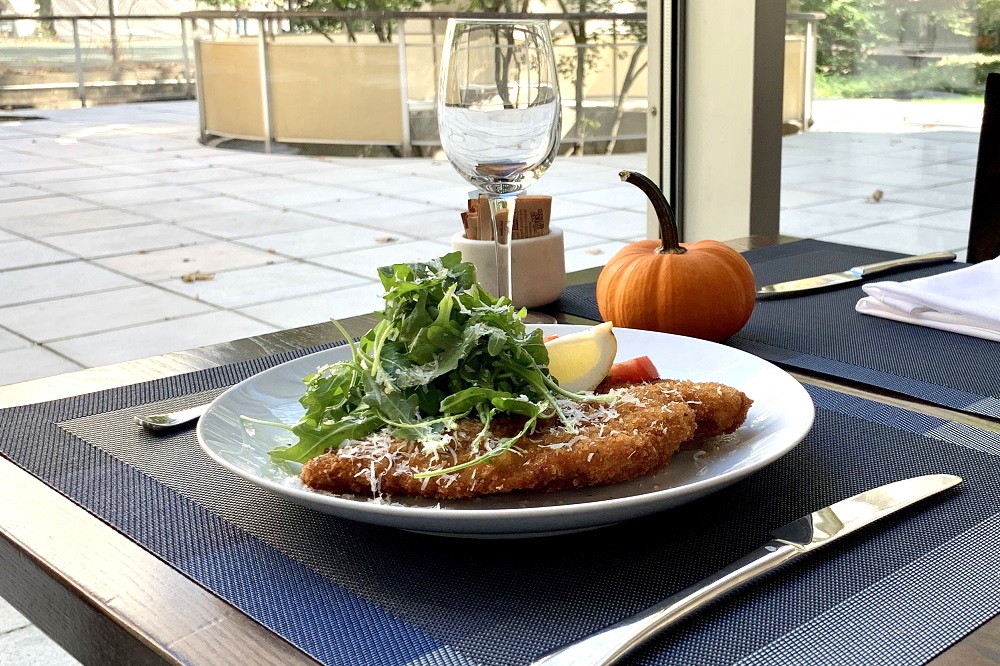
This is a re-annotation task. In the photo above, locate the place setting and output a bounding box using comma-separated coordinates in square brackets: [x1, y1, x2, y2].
[7, 196, 998, 665]
[6, 298, 999, 665]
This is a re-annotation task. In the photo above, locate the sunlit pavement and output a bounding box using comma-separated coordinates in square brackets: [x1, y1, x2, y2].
[0, 97, 982, 387]
[0, 100, 647, 388]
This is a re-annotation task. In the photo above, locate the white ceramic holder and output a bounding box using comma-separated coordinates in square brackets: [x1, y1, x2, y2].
[451, 227, 566, 308]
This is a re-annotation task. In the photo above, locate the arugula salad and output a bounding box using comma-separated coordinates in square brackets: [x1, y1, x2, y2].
[265, 252, 612, 477]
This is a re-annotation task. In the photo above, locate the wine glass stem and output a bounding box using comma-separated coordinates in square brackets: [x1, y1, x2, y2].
[486, 193, 516, 301]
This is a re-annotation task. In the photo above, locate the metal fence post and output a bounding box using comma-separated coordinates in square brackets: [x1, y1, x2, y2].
[108, 0, 121, 64]
[802, 17, 817, 133]
[181, 17, 193, 99]
[194, 34, 208, 144]
[257, 16, 274, 153]
[612, 18, 618, 109]
[397, 17, 411, 157]
[71, 18, 87, 106]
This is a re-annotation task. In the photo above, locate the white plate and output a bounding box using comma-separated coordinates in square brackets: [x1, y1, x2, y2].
[197, 325, 814, 537]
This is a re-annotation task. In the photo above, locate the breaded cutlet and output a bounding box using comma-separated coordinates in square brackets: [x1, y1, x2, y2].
[300, 380, 753, 500]
[600, 379, 754, 446]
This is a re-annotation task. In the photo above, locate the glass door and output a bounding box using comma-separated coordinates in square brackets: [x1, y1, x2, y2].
[782, 0, 986, 260]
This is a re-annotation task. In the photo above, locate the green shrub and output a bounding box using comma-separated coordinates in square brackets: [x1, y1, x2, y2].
[815, 53, 1000, 98]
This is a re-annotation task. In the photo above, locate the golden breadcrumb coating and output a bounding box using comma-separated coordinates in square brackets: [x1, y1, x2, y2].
[604, 379, 754, 446]
[300, 379, 752, 500]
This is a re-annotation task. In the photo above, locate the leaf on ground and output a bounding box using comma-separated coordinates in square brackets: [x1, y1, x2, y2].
[181, 270, 215, 282]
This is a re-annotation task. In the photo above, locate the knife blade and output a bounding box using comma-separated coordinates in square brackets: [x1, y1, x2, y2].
[531, 473, 962, 666]
[756, 251, 957, 298]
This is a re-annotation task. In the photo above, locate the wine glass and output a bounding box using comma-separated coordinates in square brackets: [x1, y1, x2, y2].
[437, 18, 562, 305]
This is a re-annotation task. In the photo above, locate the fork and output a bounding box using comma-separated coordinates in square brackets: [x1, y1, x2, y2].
[134, 404, 209, 431]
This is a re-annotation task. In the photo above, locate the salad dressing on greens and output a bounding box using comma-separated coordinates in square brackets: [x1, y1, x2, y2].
[263, 253, 614, 477]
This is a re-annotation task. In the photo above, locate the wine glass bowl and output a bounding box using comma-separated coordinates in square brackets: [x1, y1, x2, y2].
[437, 18, 562, 302]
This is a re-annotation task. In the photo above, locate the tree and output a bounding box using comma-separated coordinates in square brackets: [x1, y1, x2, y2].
[606, 2, 646, 154]
[796, 0, 889, 75]
[456, 0, 643, 154]
[552, 0, 617, 154]
[461, 0, 531, 11]
[197, 0, 425, 43]
[287, 0, 426, 43]
[973, 0, 1000, 52]
[935, 0, 1000, 53]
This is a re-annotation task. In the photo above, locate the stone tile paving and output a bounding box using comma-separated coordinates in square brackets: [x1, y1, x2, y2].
[0, 101, 648, 394]
[0, 99, 984, 393]
[0, 602, 80, 666]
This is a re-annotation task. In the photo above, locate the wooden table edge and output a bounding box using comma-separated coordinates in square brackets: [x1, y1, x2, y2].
[0, 457, 319, 665]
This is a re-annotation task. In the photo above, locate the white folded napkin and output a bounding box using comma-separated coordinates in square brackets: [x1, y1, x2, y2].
[855, 257, 1000, 342]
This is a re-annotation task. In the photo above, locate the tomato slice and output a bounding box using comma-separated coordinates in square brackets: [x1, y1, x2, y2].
[542, 334, 559, 343]
[607, 356, 660, 384]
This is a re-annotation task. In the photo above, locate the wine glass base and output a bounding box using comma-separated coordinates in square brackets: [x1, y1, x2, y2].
[522, 311, 558, 325]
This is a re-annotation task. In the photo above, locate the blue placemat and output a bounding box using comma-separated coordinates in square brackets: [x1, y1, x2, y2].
[554, 239, 1000, 420]
[1, 348, 999, 665]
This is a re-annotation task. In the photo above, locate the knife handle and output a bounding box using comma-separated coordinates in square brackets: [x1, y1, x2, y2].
[530, 542, 801, 666]
[852, 251, 956, 278]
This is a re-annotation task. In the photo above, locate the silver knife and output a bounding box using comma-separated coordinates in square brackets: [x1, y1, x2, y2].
[756, 251, 956, 298]
[531, 473, 962, 666]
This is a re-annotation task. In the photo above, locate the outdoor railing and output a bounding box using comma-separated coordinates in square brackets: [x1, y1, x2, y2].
[0, 14, 197, 106]
[1, 11, 824, 150]
[176, 10, 647, 154]
[0, 10, 649, 153]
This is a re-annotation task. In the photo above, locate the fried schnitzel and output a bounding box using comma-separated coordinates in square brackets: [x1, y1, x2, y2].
[612, 379, 754, 445]
[300, 379, 752, 499]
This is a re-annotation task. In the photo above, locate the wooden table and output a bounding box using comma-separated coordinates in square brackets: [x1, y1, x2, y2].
[1, 237, 998, 665]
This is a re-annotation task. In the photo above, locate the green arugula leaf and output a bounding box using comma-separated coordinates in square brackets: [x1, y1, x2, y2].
[265, 253, 610, 473]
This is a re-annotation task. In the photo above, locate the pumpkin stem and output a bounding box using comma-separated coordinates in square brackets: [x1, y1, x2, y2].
[619, 170, 685, 255]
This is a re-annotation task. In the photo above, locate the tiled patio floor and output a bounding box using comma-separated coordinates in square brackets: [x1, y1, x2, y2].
[0, 97, 983, 663]
[780, 98, 980, 256]
[0, 101, 653, 390]
[0, 100, 982, 392]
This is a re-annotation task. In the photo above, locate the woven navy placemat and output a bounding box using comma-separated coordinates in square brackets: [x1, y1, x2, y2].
[2, 351, 999, 664]
[554, 239, 1000, 419]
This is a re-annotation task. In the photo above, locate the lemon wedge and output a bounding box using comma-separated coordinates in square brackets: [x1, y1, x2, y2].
[544, 322, 618, 392]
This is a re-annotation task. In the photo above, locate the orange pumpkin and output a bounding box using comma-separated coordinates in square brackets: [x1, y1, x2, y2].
[596, 171, 755, 342]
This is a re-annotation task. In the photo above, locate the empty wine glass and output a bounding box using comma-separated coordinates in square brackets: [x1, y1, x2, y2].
[437, 18, 562, 304]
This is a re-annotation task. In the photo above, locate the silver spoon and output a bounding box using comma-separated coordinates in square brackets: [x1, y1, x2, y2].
[134, 404, 209, 431]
